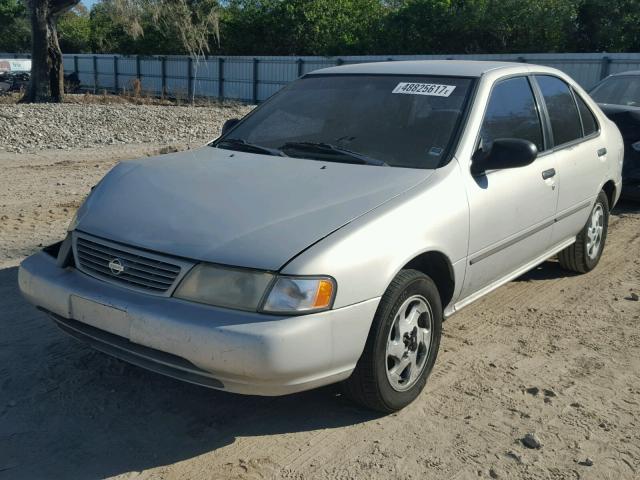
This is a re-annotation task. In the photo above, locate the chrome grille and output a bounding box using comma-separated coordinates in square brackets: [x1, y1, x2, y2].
[75, 236, 183, 294]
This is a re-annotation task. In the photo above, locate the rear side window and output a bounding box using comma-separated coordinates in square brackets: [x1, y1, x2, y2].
[573, 92, 598, 137]
[481, 77, 544, 152]
[535, 75, 582, 146]
[573, 91, 598, 137]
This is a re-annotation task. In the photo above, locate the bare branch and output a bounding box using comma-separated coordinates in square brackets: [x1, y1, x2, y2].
[112, 0, 220, 55]
[50, 0, 80, 16]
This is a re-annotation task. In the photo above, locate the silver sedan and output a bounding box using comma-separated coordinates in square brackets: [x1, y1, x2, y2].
[19, 61, 623, 412]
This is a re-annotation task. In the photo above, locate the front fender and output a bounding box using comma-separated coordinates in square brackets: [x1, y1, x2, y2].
[282, 162, 469, 309]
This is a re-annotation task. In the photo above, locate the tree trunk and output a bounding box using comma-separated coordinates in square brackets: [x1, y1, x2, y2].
[24, 0, 78, 103]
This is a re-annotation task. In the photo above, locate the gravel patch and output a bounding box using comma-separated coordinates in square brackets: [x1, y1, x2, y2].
[0, 102, 253, 153]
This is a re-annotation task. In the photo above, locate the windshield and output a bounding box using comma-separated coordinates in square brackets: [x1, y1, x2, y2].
[215, 74, 474, 169]
[591, 75, 640, 107]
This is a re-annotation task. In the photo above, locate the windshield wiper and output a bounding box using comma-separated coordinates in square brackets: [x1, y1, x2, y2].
[216, 138, 286, 157]
[280, 142, 388, 166]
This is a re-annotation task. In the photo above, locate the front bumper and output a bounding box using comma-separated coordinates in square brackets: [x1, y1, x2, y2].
[19, 251, 379, 396]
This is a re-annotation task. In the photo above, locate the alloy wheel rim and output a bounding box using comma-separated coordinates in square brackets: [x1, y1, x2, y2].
[586, 203, 604, 260]
[385, 295, 433, 392]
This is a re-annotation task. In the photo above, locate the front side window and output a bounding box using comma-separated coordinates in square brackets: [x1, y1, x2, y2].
[591, 75, 640, 107]
[535, 75, 582, 146]
[480, 76, 544, 152]
[215, 75, 474, 169]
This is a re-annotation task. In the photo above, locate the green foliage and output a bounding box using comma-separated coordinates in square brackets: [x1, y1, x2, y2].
[0, 0, 30, 52]
[2, 0, 639, 55]
[451, 0, 578, 54]
[215, 0, 634, 55]
[218, 0, 387, 55]
[87, 0, 219, 55]
[58, 5, 92, 53]
[88, 0, 183, 54]
[574, 0, 640, 52]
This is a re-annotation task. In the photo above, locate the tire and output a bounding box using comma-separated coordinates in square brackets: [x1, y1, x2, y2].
[342, 269, 442, 413]
[558, 190, 609, 273]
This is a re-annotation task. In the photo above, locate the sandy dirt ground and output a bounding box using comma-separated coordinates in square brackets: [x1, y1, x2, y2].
[1, 143, 639, 480]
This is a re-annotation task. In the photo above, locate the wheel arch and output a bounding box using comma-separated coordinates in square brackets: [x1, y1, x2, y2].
[601, 180, 616, 211]
[401, 251, 455, 311]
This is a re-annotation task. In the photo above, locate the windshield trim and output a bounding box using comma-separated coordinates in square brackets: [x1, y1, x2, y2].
[212, 73, 478, 169]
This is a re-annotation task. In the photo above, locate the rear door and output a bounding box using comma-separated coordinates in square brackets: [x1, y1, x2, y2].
[532, 75, 606, 244]
[461, 76, 559, 298]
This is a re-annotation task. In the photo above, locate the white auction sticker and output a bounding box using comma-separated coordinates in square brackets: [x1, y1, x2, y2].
[392, 82, 456, 97]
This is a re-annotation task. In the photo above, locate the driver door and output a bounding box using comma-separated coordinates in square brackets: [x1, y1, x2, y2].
[460, 76, 559, 299]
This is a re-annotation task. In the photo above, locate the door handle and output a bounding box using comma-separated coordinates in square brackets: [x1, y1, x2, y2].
[597, 147, 607, 157]
[542, 168, 556, 180]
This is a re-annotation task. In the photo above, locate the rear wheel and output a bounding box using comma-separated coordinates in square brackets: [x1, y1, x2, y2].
[342, 269, 442, 412]
[558, 190, 609, 273]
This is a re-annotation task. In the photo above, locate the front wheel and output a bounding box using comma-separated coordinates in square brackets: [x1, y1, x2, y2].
[342, 269, 442, 412]
[558, 191, 609, 273]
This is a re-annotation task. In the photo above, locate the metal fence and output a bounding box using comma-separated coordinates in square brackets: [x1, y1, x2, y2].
[3, 52, 640, 102]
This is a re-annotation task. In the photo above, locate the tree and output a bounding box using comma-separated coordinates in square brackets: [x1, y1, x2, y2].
[23, 0, 79, 102]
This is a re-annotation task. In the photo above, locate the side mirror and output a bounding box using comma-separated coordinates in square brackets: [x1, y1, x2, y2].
[221, 118, 241, 136]
[471, 138, 538, 176]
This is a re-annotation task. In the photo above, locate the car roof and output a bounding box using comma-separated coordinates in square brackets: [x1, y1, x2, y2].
[308, 60, 530, 78]
[608, 70, 640, 77]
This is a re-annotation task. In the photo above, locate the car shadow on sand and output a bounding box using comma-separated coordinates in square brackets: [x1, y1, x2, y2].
[612, 197, 640, 215]
[0, 266, 380, 480]
[3, 199, 636, 478]
[514, 199, 638, 282]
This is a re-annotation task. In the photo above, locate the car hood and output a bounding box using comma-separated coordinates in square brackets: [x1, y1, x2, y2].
[76, 147, 433, 270]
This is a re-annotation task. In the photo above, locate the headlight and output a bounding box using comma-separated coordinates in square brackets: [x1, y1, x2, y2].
[174, 264, 336, 314]
[67, 210, 79, 231]
[68, 185, 97, 232]
[174, 264, 274, 311]
[632, 141, 640, 152]
[261, 276, 335, 314]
